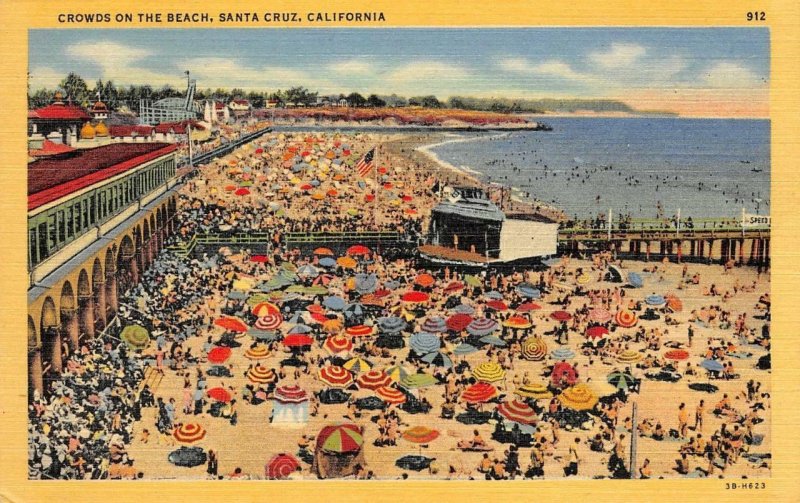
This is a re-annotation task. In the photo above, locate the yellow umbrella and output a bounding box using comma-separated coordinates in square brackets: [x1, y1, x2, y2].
[617, 349, 643, 364]
[472, 362, 506, 383]
[337, 256, 357, 269]
[514, 383, 552, 400]
[558, 384, 598, 411]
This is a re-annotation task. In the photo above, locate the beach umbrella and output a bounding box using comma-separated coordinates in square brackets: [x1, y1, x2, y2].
[606, 265, 624, 283]
[207, 346, 232, 365]
[497, 399, 538, 425]
[304, 285, 329, 296]
[461, 382, 498, 404]
[401, 291, 430, 304]
[207, 387, 232, 403]
[120, 325, 150, 350]
[607, 371, 636, 391]
[246, 293, 272, 307]
[283, 334, 314, 348]
[617, 349, 643, 364]
[422, 316, 447, 333]
[247, 366, 278, 384]
[288, 324, 312, 334]
[324, 334, 353, 354]
[214, 317, 248, 333]
[337, 256, 357, 269]
[700, 359, 725, 372]
[346, 325, 374, 337]
[346, 245, 371, 256]
[319, 257, 337, 268]
[378, 316, 406, 334]
[385, 364, 411, 383]
[384, 280, 401, 291]
[516, 302, 542, 312]
[551, 361, 578, 387]
[502, 316, 533, 330]
[318, 366, 354, 388]
[322, 296, 347, 311]
[467, 318, 499, 336]
[173, 423, 206, 444]
[395, 455, 435, 472]
[410, 332, 441, 355]
[486, 300, 509, 311]
[645, 294, 666, 306]
[414, 273, 436, 288]
[322, 318, 343, 334]
[550, 310, 572, 322]
[354, 273, 378, 294]
[421, 351, 454, 369]
[235, 187, 250, 196]
[551, 347, 576, 360]
[516, 284, 541, 299]
[627, 272, 644, 288]
[273, 384, 309, 404]
[247, 328, 279, 342]
[464, 275, 482, 287]
[226, 290, 248, 301]
[586, 325, 610, 341]
[400, 372, 437, 389]
[343, 356, 372, 373]
[316, 424, 363, 454]
[665, 294, 683, 312]
[453, 343, 479, 355]
[485, 291, 504, 300]
[615, 310, 638, 328]
[255, 314, 283, 331]
[168, 447, 207, 468]
[375, 386, 407, 404]
[244, 344, 269, 360]
[588, 308, 613, 324]
[521, 337, 548, 361]
[444, 281, 465, 293]
[514, 383, 553, 400]
[454, 303, 476, 315]
[558, 384, 598, 411]
[472, 362, 506, 383]
[297, 264, 320, 279]
[665, 349, 690, 361]
[479, 335, 507, 347]
[576, 273, 592, 285]
[402, 425, 440, 446]
[266, 453, 300, 479]
[250, 255, 269, 263]
[314, 247, 334, 256]
[356, 369, 392, 390]
[446, 313, 473, 332]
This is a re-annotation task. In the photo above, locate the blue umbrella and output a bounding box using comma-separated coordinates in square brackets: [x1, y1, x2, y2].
[467, 318, 499, 337]
[454, 304, 475, 315]
[319, 257, 337, 268]
[645, 294, 666, 306]
[453, 343, 479, 355]
[517, 285, 541, 299]
[421, 351, 453, 369]
[700, 359, 725, 372]
[422, 316, 447, 333]
[378, 316, 406, 334]
[310, 179, 321, 187]
[410, 332, 441, 354]
[247, 328, 280, 341]
[227, 291, 248, 300]
[344, 303, 364, 318]
[551, 347, 576, 360]
[485, 291, 504, 300]
[479, 335, 507, 347]
[354, 273, 378, 294]
[628, 272, 644, 288]
[297, 264, 320, 278]
[323, 296, 347, 311]
[384, 280, 401, 291]
[288, 324, 312, 334]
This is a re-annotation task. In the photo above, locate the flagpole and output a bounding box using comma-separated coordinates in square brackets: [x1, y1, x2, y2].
[374, 144, 380, 229]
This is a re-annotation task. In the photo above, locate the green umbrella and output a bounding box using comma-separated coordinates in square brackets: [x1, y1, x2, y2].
[304, 285, 329, 296]
[120, 325, 150, 350]
[464, 275, 482, 287]
[607, 371, 637, 391]
[246, 293, 272, 307]
[400, 372, 437, 389]
[285, 284, 307, 294]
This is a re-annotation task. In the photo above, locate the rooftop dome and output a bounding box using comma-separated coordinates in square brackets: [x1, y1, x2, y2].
[94, 121, 109, 137]
[92, 100, 108, 112]
[80, 122, 96, 139]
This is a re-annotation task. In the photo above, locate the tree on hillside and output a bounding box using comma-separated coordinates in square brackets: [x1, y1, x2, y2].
[366, 94, 386, 108]
[409, 95, 443, 108]
[59, 72, 89, 104]
[347, 92, 366, 107]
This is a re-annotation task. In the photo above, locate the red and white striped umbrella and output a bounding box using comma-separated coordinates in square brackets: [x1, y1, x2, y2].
[255, 313, 283, 331]
[318, 365, 353, 388]
[356, 369, 392, 390]
[375, 386, 406, 404]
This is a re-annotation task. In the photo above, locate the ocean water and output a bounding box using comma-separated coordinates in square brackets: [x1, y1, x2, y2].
[427, 117, 770, 220]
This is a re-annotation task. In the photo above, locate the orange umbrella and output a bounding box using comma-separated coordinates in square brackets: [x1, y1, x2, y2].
[314, 247, 334, 256]
[214, 317, 248, 333]
[414, 273, 435, 288]
[375, 386, 406, 404]
[252, 302, 281, 318]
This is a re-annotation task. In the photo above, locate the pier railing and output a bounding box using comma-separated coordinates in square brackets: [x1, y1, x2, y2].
[559, 217, 769, 242]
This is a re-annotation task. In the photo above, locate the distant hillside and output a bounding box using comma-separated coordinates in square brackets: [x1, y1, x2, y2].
[445, 96, 675, 116]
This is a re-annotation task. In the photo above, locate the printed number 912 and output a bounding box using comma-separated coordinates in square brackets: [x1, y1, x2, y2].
[746, 11, 766, 21]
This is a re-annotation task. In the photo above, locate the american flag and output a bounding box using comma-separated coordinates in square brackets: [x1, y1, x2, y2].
[355, 148, 375, 178]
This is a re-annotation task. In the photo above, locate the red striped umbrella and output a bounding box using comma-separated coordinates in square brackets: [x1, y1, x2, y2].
[550, 311, 572, 321]
[356, 369, 391, 390]
[266, 453, 300, 479]
[214, 317, 248, 333]
[502, 316, 532, 329]
[461, 382, 498, 404]
[274, 384, 308, 404]
[497, 399, 538, 425]
[446, 313, 473, 332]
[255, 314, 283, 331]
[346, 325, 374, 337]
[207, 387, 232, 403]
[375, 386, 406, 404]
[401, 291, 430, 303]
[318, 366, 353, 388]
[402, 425, 440, 444]
[346, 245, 370, 256]
[324, 334, 353, 354]
[247, 366, 277, 384]
[614, 310, 638, 328]
[486, 300, 508, 311]
[665, 349, 690, 361]
[283, 334, 314, 348]
[516, 302, 542, 312]
[207, 346, 231, 364]
[252, 301, 281, 317]
[588, 308, 613, 323]
[317, 424, 363, 454]
[173, 423, 206, 443]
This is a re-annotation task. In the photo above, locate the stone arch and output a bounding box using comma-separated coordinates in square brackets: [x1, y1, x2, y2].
[77, 268, 95, 340]
[92, 257, 107, 331]
[105, 245, 118, 316]
[28, 316, 43, 397]
[59, 281, 79, 353]
[40, 297, 62, 386]
[117, 235, 138, 295]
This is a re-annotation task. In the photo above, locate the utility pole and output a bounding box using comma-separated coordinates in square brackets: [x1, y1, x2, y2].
[629, 401, 638, 479]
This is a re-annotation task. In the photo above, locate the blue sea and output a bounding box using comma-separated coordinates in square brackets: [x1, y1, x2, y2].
[426, 117, 770, 220]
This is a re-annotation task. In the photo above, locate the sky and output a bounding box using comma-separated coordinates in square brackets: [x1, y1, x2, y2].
[29, 28, 770, 117]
